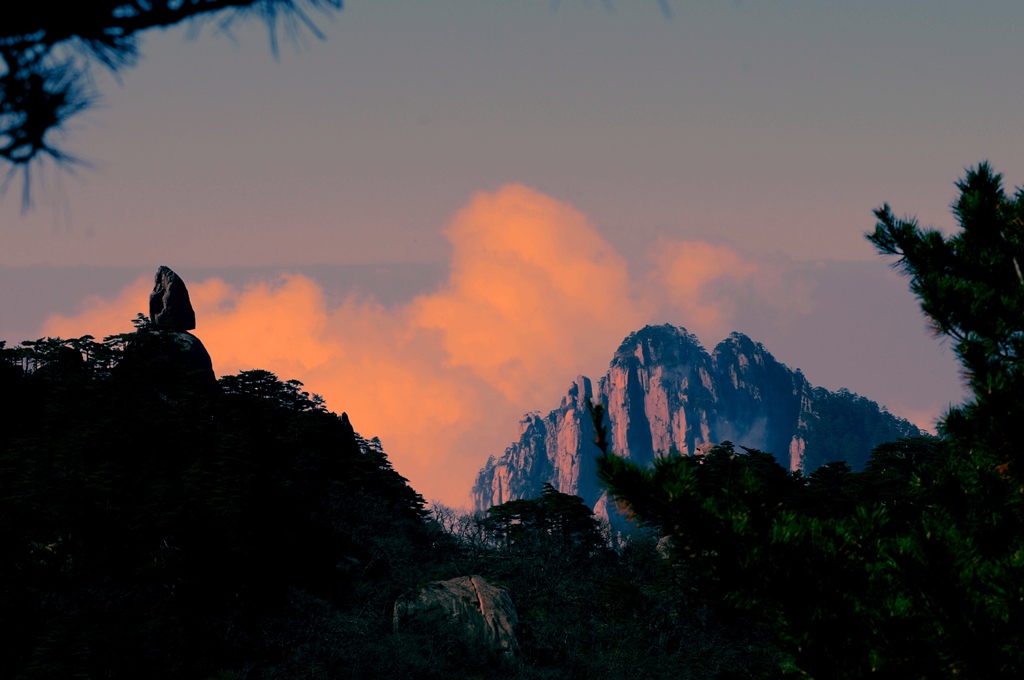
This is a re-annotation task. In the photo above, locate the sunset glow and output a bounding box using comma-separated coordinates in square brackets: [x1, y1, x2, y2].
[42, 185, 829, 505]
[5, 0, 993, 506]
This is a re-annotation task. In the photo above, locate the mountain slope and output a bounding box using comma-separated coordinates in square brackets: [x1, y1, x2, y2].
[473, 324, 923, 512]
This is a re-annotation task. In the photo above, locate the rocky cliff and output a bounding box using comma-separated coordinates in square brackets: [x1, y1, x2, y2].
[472, 324, 923, 513]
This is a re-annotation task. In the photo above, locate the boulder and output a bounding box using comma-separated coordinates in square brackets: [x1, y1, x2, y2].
[393, 575, 518, 656]
[142, 267, 217, 393]
[149, 265, 196, 331]
[170, 331, 218, 392]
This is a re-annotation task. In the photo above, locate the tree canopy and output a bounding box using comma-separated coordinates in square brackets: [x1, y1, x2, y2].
[481, 483, 605, 554]
[869, 162, 1024, 465]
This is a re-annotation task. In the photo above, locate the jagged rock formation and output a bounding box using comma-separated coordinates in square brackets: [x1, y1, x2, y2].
[393, 575, 519, 656]
[145, 266, 217, 391]
[473, 324, 923, 514]
[150, 265, 197, 331]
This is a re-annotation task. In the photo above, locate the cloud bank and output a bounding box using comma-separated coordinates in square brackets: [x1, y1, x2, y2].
[42, 185, 814, 506]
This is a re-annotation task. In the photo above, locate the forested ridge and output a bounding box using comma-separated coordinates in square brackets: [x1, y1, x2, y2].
[0, 322, 792, 679]
[0, 325, 434, 678]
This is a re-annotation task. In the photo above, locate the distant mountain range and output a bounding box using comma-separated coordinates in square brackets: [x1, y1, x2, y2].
[472, 324, 923, 514]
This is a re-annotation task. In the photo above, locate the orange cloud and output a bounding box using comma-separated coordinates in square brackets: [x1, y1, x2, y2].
[40, 185, 812, 507]
[43, 276, 153, 340]
[646, 238, 814, 343]
[413, 185, 648, 406]
[43, 274, 488, 505]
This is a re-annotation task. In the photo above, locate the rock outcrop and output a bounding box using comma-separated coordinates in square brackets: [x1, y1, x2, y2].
[150, 265, 196, 331]
[473, 324, 923, 514]
[393, 575, 518, 656]
[145, 266, 217, 392]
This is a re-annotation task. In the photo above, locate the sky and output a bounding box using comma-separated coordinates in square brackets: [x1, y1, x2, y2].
[4, 0, 1019, 506]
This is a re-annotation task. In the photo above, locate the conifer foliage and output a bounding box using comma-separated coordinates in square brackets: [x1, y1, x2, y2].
[870, 162, 1024, 464]
[481, 483, 604, 554]
[597, 163, 1024, 678]
[1, 1, 342, 202]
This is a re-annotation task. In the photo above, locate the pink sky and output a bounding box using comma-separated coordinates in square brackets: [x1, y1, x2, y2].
[3, 0, 1004, 504]
[38, 185, 960, 505]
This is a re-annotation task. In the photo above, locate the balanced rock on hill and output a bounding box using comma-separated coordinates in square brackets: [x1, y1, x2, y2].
[144, 266, 217, 392]
[473, 324, 923, 515]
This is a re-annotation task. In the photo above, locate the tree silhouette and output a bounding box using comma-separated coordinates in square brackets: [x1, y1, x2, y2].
[0, 0, 342, 205]
[481, 483, 604, 554]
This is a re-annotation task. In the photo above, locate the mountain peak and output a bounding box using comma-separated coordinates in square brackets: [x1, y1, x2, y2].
[559, 375, 593, 410]
[473, 327, 923, 513]
[716, 331, 756, 349]
[712, 332, 779, 368]
[611, 324, 704, 369]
